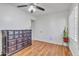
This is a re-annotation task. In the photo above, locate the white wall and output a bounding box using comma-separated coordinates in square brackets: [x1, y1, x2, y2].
[31, 20, 36, 40]
[0, 4, 31, 30]
[0, 4, 32, 55]
[33, 12, 68, 45]
[68, 4, 79, 56]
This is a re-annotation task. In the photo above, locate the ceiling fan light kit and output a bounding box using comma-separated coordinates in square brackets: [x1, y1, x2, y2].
[17, 3, 45, 13]
[28, 5, 36, 13]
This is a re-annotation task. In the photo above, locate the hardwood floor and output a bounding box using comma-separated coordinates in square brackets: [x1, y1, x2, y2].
[13, 40, 72, 56]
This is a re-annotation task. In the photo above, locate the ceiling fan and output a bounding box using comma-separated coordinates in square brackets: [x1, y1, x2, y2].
[17, 3, 45, 13]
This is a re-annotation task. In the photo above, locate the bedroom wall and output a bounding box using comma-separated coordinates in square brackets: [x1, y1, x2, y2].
[0, 4, 32, 55]
[33, 11, 68, 45]
[31, 20, 36, 40]
[68, 4, 79, 56]
[0, 4, 32, 30]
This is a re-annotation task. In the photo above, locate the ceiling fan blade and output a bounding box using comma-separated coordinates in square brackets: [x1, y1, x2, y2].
[17, 5, 28, 7]
[36, 6, 45, 11]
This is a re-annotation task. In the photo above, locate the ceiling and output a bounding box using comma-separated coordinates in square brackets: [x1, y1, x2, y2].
[9, 3, 72, 17]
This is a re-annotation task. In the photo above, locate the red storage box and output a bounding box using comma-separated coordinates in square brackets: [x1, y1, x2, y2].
[63, 38, 69, 42]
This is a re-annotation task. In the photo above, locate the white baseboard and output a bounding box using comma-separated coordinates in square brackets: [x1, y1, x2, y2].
[33, 39, 64, 46]
[69, 46, 73, 56]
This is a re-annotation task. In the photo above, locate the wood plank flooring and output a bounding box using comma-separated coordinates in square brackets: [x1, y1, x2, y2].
[13, 40, 72, 56]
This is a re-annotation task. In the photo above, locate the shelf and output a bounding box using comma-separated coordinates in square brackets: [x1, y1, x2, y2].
[2, 30, 32, 55]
